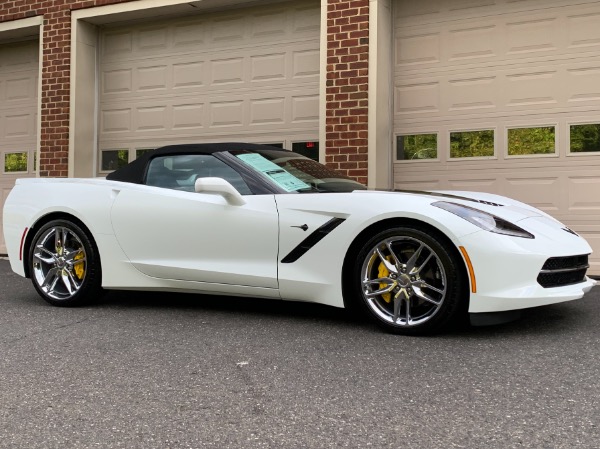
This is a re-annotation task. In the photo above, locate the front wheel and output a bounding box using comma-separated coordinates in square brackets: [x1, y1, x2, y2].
[351, 226, 467, 335]
[29, 219, 103, 307]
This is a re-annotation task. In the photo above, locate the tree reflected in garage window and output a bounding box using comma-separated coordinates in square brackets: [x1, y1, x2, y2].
[570, 124, 600, 153]
[507, 126, 555, 156]
[450, 130, 494, 158]
[397, 134, 437, 160]
[101, 149, 129, 171]
[136, 148, 154, 159]
[4, 152, 28, 173]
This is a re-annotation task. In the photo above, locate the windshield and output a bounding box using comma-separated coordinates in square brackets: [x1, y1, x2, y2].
[232, 149, 367, 193]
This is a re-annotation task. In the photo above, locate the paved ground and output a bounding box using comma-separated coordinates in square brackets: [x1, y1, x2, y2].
[0, 259, 599, 448]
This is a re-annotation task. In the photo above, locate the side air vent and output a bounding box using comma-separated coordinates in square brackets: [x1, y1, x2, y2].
[281, 218, 345, 264]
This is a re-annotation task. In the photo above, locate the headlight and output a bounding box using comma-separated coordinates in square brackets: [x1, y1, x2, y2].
[432, 201, 534, 239]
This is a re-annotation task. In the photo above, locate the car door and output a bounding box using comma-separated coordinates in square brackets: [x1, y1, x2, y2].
[110, 154, 279, 289]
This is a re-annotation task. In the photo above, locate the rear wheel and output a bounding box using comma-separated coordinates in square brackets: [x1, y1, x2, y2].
[29, 219, 102, 306]
[352, 226, 466, 335]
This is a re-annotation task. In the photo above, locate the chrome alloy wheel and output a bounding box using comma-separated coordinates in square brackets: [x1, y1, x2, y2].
[32, 226, 87, 300]
[361, 236, 447, 327]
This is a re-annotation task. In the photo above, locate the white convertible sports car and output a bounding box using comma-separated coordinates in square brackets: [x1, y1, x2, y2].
[2, 143, 595, 334]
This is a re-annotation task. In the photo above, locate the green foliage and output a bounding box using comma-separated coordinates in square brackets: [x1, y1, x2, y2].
[450, 130, 494, 158]
[508, 127, 555, 155]
[570, 124, 600, 153]
[4, 152, 28, 173]
[397, 134, 437, 160]
[102, 149, 129, 171]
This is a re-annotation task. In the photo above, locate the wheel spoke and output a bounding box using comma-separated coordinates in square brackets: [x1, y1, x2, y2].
[413, 253, 433, 274]
[385, 241, 402, 270]
[63, 270, 82, 295]
[33, 249, 56, 265]
[54, 228, 61, 254]
[406, 244, 425, 272]
[41, 267, 58, 288]
[375, 247, 397, 274]
[414, 279, 445, 295]
[65, 249, 84, 262]
[413, 288, 442, 306]
[62, 228, 70, 254]
[405, 295, 412, 325]
[66, 257, 87, 268]
[67, 270, 82, 290]
[363, 278, 397, 297]
[392, 294, 401, 323]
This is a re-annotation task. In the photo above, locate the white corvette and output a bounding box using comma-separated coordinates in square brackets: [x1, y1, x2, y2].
[2, 143, 595, 334]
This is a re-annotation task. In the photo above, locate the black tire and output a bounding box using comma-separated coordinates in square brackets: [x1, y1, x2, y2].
[28, 219, 103, 307]
[348, 225, 467, 335]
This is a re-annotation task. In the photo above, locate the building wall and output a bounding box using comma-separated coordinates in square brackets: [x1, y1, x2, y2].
[0, 1, 137, 177]
[324, 0, 369, 185]
[0, 0, 370, 181]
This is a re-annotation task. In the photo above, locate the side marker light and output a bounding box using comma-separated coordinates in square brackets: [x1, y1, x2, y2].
[19, 227, 29, 261]
[459, 246, 477, 294]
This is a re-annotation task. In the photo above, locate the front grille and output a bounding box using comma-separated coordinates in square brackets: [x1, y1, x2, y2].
[537, 254, 589, 288]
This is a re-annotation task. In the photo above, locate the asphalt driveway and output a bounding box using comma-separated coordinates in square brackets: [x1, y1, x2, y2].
[0, 259, 598, 448]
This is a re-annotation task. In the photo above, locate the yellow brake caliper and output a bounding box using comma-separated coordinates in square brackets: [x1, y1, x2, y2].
[73, 251, 85, 279]
[378, 256, 393, 303]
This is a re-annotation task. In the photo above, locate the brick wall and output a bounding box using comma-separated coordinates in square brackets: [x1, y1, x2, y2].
[0, 0, 135, 177]
[2, 0, 370, 181]
[325, 0, 369, 185]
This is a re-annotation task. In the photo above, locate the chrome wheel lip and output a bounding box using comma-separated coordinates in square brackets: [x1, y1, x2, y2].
[360, 236, 447, 327]
[32, 226, 87, 301]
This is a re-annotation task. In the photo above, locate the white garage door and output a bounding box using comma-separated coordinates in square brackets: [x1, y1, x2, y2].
[393, 0, 600, 275]
[0, 40, 38, 254]
[98, 0, 320, 172]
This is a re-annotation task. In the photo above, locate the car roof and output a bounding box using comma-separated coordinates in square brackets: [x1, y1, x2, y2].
[105, 142, 285, 184]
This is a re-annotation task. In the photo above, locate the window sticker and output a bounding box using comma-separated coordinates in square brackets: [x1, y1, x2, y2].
[237, 153, 310, 192]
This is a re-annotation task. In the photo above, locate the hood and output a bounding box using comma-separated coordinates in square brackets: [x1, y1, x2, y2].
[353, 189, 558, 225]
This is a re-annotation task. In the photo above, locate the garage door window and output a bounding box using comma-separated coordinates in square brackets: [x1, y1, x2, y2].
[569, 124, 600, 153]
[450, 130, 494, 159]
[507, 126, 556, 156]
[101, 149, 129, 171]
[136, 148, 154, 159]
[3, 152, 28, 173]
[396, 134, 437, 160]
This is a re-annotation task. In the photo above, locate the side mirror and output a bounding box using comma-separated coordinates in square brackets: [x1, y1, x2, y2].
[194, 177, 246, 206]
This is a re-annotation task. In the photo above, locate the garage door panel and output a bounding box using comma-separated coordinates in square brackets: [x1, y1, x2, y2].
[396, 2, 600, 76]
[101, 42, 319, 99]
[102, 4, 319, 63]
[395, 56, 600, 125]
[98, 0, 319, 169]
[101, 87, 318, 137]
[567, 176, 600, 212]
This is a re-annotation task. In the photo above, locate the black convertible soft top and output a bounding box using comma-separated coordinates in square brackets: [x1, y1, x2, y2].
[106, 142, 283, 184]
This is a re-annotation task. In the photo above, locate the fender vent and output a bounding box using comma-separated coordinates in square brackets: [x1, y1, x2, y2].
[281, 218, 345, 264]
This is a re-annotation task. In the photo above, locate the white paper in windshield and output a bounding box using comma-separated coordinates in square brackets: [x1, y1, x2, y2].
[237, 153, 310, 192]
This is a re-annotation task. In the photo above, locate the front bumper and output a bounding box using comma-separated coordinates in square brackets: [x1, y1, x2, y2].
[459, 221, 595, 314]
